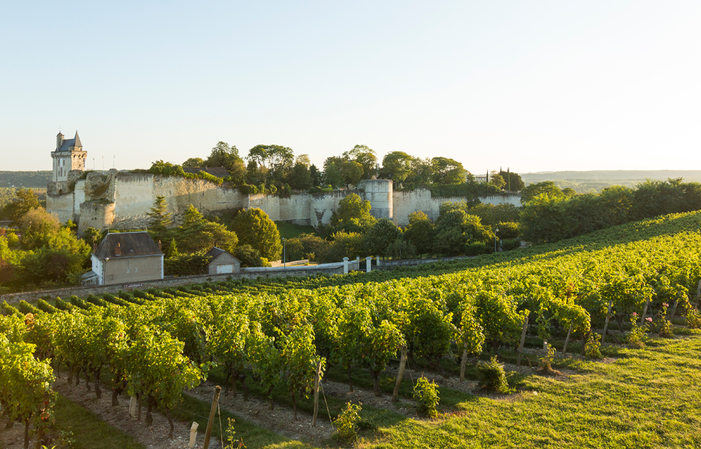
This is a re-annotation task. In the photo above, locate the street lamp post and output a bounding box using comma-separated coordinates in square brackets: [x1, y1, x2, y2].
[282, 237, 286, 268]
[494, 228, 499, 253]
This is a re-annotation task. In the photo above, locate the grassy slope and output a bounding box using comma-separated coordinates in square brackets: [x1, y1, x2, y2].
[366, 335, 701, 448]
[275, 221, 317, 239]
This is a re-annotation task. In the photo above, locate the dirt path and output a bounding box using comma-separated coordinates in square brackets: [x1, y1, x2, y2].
[54, 378, 219, 449]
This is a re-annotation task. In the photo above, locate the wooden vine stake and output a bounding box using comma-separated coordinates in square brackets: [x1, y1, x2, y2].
[640, 296, 651, 326]
[670, 299, 679, 319]
[601, 300, 613, 344]
[202, 386, 221, 449]
[392, 346, 408, 401]
[562, 322, 574, 354]
[696, 280, 701, 309]
[312, 360, 322, 427]
[459, 344, 469, 382]
[516, 316, 529, 366]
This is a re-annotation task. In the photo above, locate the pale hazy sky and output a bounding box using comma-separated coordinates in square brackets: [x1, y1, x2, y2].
[2, 1, 700, 173]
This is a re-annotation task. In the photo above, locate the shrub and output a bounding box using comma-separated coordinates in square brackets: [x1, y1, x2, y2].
[233, 244, 270, 267]
[501, 239, 521, 251]
[477, 356, 509, 393]
[334, 402, 362, 443]
[465, 242, 489, 256]
[649, 303, 674, 337]
[539, 344, 558, 374]
[686, 309, 701, 329]
[413, 376, 440, 417]
[627, 313, 647, 348]
[585, 333, 603, 359]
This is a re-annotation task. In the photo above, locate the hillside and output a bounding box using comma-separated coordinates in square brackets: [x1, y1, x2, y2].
[3, 211, 701, 448]
[521, 170, 701, 193]
[0, 170, 52, 188]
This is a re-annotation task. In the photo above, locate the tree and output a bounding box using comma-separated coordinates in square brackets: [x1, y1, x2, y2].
[177, 205, 238, 254]
[344, 145, 377, 179]
[489, 171, 506, 189]
[340, 161, 363, 187]
[247, 145, 295, 184]
[288, 162, 312, 191]
[324, 163, 344, 188]
[405, 158, 434, 186]
[521, 181, 566, 204]
[432, 157, 466, 185]
[433, 209, 493, 256]
[498, 169, 525, 191]
[206, 142, 243, 169]
[309, 165, 322, 187]
[146, 196, 173, 242]
[230, 208, 282, 261]
[182, 157, 205, 168]
[380, 152, 414, 185]
[233, 244, 270, 267]
[363, 218, 402, 257]
[329, 193, 377, 234]
[2, 188, 40, 224]
[404, 211, 435, 255]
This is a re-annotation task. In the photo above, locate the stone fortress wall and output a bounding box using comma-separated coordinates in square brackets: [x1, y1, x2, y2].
[47, 171, 521, 233]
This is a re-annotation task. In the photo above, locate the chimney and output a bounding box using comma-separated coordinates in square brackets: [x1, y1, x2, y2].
[115, 242, 121, 256]
[92, 243, 97, 254]
[158, 240, 162, 251]
[56, 132, 64, 150]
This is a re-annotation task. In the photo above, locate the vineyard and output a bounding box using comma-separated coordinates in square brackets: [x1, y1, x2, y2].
[3, 211, 701, 448]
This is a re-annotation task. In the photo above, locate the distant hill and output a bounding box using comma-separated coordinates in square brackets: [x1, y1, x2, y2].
[0, 171, 52, 188]
[520, 170, 701, 193]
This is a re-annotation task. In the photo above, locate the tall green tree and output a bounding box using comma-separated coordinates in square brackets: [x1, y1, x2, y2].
[498, 169, 525, 191]
[146, 196, 173, 242]
[344, 145, 377, 179]
[380, 152, 414, 185]
[404, 211, 435, 255]
[329, 193, 377, 233]
[431, 157, 466, 185]
[177, 205, 238, 254]
[363, 218, 402, 257]
[230, 208, 282, 261]
[521, 181, 566, 204]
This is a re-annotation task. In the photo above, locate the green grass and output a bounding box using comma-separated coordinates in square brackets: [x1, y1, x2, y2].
[275, 221, 317, 239]
[364, 334, 701, 448]
[54, 394, 145, 449]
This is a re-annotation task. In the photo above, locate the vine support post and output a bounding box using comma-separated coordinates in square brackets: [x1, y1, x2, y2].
[695, 280, 701, 309]
[312, 360, 322, 427]
[517, 316, 529, 366]
[640, 297, 651, 326]
[670, 299, 679, 319]
[459, 344, 469, 382]
[393, 346, 408, 400]
[202, 385, 221, 449]
[602, 301, 613, 344]
[563, 323, 574, 354]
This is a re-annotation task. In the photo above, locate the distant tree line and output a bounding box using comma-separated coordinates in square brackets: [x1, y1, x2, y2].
[0, 171, 52, 188]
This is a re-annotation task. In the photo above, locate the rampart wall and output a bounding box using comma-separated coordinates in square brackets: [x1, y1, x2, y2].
[47, 172, 521, 232]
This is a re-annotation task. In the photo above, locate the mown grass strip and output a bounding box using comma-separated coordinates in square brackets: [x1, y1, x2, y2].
[54, 394, 144, 449]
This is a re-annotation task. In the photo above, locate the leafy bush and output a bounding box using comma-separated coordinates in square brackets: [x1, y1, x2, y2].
[627, 313, 648, 348]
[686, 308, 701, 329]
[501, 239, 521, 251]
[334, 402, 362, 443]
[496, 221, 520, 239]
[233, 244, 270, 267]
[477, 356, 509, 393]
[413, 376, 440, 417]
[164, 253, 212, 276]
[585, 333, 603, 359]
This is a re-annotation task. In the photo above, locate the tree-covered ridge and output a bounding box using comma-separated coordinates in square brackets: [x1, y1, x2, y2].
[0, 171, 52, 188]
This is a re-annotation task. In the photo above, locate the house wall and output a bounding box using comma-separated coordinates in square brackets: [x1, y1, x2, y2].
[103, 255, 163, 285]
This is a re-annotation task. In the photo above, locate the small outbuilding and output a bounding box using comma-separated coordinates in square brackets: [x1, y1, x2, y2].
[87, 231, 164, 285]
[206, 247, 241, 275]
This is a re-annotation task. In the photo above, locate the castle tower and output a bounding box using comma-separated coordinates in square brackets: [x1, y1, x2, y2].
[51, 131, 87, 182]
